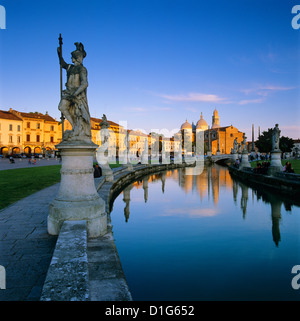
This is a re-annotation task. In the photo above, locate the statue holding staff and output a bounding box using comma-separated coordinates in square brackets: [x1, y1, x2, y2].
[57, 40, 91, 142]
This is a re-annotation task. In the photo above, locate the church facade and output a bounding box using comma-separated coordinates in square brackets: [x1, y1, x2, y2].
[180, 109, 244, 155]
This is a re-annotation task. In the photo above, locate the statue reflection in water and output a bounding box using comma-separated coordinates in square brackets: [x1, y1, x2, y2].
[119, 164, 296, 246]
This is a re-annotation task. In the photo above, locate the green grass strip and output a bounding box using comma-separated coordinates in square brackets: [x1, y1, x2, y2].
[0, 162, 122, 210]
[250, 159, 300, 174]
[0, 165, 62, 211]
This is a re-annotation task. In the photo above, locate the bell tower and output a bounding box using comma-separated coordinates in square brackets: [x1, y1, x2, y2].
[212, 108, 220, 129]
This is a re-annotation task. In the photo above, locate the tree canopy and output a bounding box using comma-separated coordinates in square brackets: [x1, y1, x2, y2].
[255, 128, 294, 153]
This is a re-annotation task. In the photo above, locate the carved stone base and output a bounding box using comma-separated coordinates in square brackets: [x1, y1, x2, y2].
[231, 153, 238, 161]
[240, 151, 251, 169]
[268, 150, 283, 176]
[100, 164, 114, 182]
[47, 141, 107, 238]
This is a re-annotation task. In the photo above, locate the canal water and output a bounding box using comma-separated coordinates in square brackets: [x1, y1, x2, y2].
[110, 164, 300, 301]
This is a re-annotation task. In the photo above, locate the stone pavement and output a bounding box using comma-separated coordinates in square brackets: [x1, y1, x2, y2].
[0, 158, 61, 171]
[0, 184, 58, 301]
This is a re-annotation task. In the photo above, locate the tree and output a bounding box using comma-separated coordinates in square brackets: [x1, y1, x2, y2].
[279, 136, 294, 153]
[255, 129, 272, 153]
[255, 128, 294, 153]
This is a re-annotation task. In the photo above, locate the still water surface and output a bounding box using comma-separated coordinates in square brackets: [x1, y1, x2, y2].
[110, 164, 300, 300]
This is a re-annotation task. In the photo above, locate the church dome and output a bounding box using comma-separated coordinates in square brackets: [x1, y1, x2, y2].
[181, 119, 192, 131]
[196, 112, 208, 130]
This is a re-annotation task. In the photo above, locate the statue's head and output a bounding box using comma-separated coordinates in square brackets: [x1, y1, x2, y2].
[71, 42, 86, 64]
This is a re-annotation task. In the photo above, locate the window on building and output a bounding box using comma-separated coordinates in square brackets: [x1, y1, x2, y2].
[36, 135, 40, 142]
[27, 122, 30, 128]
[17, 136, 21, 143]
[50, 125, 54, 131]
[9, 135, 13, 143]
[50, 136, 54, 143]
[17, 125, 21, 131]
[37, 123, 40, 129]
[27, 134, 30, 142]
[9, 124, 13, 131]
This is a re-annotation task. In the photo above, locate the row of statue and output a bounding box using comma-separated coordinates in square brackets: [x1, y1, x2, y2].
[57, 39, 282, 159]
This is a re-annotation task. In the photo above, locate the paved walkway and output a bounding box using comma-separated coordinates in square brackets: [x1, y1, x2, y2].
[0, 184, 58, 301]
[0, 158, 61, 171]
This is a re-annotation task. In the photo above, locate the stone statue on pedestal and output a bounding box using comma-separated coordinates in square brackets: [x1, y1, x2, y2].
[96, 114, 114, 181]
[48, 38, 107, 238]
[57, 42, 91, 142]
[268, 124, 283, 175]
[240, 133, 250, 169]
[272, 124, 281, 151]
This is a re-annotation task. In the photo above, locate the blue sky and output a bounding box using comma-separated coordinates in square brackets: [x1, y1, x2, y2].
[0, 0, 299, 139]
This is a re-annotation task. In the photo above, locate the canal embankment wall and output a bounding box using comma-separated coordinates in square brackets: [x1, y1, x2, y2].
[41, 161, 195, 301]
[228, 165, 300, 197]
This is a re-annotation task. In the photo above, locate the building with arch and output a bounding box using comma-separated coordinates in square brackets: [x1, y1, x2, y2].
[0, 109, 60, 156]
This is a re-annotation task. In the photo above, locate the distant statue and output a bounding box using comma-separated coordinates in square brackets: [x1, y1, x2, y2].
[272, 124, 281, 151]
[242, 133, 247, 152]
[233, 138, 238, 153]
[57, 42, 91, 142]
[99, 114, 110, 145]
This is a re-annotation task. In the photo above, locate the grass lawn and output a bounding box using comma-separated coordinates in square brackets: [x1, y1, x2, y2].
[0, 165, 62, 211]
[250, 159, 300, 174]
[0, 162, 123, 211]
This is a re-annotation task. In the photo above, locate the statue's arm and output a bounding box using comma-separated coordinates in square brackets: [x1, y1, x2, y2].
[74, 67, 88, 96]
[57, 47, 68, 69]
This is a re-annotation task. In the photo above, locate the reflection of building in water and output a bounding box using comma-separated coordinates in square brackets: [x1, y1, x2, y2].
[177, 165, 233, 206]
[211, 166, 220, 206]
[196, 167, 208, 201]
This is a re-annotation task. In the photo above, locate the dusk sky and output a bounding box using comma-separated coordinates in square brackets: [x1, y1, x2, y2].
[0, 0, 299, 140]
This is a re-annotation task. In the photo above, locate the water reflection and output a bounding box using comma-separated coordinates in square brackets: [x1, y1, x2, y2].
[118, 165, 299, 247]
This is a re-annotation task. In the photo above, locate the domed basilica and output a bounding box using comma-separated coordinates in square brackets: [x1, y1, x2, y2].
[180, 109, 244, 155]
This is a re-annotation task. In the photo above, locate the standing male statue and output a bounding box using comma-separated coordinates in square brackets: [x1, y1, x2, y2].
[57, 42, 91, 142]
[233, 137, 238, 153]
[272, 124, 281, 151]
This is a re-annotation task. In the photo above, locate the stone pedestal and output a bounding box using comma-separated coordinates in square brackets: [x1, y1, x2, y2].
[100, 164, 114, 181]
[48, 141, 107, 238]
[240, 150, 251, 169]
[268, 150, 283, 175]
[231, 153, 238, 162]
[96, 147, 114, 182]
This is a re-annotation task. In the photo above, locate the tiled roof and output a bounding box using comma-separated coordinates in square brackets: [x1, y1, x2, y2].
[19, 111, 56, 122]
[90, 117, 121, 128]
[0, 110, 22, 121]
